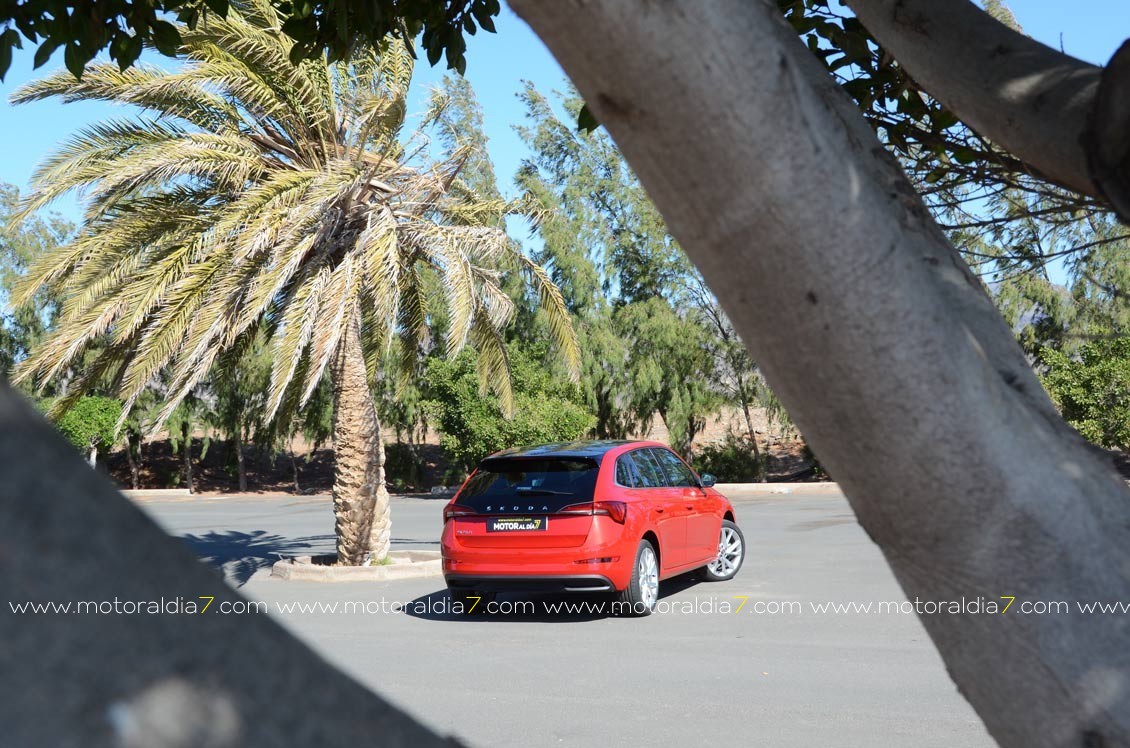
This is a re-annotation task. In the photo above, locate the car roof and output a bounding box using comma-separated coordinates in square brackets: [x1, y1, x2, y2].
[486, 440, 666, 463]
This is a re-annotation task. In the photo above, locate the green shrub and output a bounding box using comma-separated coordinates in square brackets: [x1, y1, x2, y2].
[53, 396, 122, 465]
[1041, 339, 1130, 451]
[692, 436, 763, 483]
[423, 346, 596, 473]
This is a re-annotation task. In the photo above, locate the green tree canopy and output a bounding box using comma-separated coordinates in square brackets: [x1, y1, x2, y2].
[0, 0, 500, 81]
[422, 345, 595, 473]
[54, 394, 121, 461]
[514, 84, 752, 455]
[1041, 339, 1130, 453]
[0, 183, 71, 379]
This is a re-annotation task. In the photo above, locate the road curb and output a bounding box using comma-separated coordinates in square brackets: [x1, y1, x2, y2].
[270, 550, 442, 582]
[716, 482, 841, 495]
[122, 488, 193, 500]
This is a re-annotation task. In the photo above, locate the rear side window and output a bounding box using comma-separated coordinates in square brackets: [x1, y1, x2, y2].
[615, 455, 641, 487]
[631, 449, 668, 488]
[457, 457, 599, 512]
[652, 448, 698, 487]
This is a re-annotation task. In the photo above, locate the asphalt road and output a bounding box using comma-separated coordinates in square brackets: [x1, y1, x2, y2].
[138, 490, 994, 748]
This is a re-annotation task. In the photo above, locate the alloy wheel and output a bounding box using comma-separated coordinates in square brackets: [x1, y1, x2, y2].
[638, 545, 659, 608]
[707, 526, 743, 577]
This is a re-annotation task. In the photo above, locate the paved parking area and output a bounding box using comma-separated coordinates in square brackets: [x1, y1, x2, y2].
[139, 490, 994, 747]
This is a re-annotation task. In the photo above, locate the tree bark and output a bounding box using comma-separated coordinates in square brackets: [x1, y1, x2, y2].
[1089, 41, 1130, 220]
[330, 308, 390, 566]
[234, 431, 247, 493]
[288, 441, 301, 494]
[0, 383, 457, 748]
[738, 398, 764, 482]
[509, 1, 1130, 746]
[842, 0, 1108, 205]
[87, 444, 97, 469]
[123, 433, 140, 489]
[181, 423, 193, 494]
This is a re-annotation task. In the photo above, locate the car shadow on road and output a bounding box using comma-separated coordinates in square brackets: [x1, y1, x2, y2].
[179, 530, 334, 586]
[390, 537, 440, 545]
[403, 574, 704, 623]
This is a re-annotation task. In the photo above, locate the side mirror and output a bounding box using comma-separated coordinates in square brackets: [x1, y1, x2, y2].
[700, 473, 716, 488]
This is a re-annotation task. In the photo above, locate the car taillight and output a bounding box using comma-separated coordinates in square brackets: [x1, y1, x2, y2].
[593, 501, 627, 524]
[443, 504, 477, 522]
[559, 501, 627, 523]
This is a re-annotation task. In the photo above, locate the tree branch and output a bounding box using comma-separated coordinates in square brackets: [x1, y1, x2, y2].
[844, 0, 1128, 219]
[0, 384, 458, 747]
[509, 0, 1130, 745]
[1087, 41, 1130, 221]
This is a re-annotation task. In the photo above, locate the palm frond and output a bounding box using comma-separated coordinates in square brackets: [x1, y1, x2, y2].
[10, 17, 579, 434]
[469, 306, 514, 417]
[515, 253, 582, 380]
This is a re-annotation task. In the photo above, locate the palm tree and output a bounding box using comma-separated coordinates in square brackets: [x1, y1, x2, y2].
[7, 0, 579, 565]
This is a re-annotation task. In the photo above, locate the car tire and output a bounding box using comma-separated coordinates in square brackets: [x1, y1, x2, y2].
[615, 539, 660, 617]
[450, 588, 493, 615]
[698, 519, 745, 582]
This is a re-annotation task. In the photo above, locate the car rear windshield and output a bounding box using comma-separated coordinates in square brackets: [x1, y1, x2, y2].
[455, 457, 600, 513]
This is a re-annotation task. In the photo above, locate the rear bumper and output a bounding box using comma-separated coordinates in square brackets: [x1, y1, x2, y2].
[445, 574, 615, 593]
[441, 514, 637, 590]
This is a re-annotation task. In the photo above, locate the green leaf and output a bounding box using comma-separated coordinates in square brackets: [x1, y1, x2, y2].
[840, 30, 872, 66]
[931, 108, 959, 130]
[150, 21, 182, 56]
[953, 147, 977, 165]
[884, 124, 908, 153]
[119, 34, 144, 69]
[203, 0, 230, 19]
[472, 6, 497, 34]
[288, 40, 313, 64]
[177, 7, 202, 31]
[425, 36, 442, 66]
[841, 78, 872, 106]
[577, 102, 599, 133]
[924, 168, 946, 184]
[0, 43, 10, 82]
[14, 16, 37, 41]
[0, 29, 18, 80]
[34, 38, 61, 69]
[63, 43, 86, 80]
[281, 16, 317, 43]
[401, 31, 417, 59]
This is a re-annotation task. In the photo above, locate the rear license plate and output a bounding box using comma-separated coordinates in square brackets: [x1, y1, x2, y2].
[487, 516, 548, 532]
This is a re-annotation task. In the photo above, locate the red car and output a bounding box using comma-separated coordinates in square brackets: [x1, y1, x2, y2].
[441, 440, 745, 616]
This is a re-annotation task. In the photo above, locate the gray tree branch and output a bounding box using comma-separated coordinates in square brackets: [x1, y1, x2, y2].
[0, 383, 457, 748]
[844, 0, 1130, 220]
[509, 0, 1130, 745]
[1088, 40, 1130, 220]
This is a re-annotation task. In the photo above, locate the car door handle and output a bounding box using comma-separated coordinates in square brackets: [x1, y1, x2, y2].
[654, 507, 664, 513]
[685, 504, 694, 510]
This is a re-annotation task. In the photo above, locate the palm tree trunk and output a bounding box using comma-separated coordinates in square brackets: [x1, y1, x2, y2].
[330, 309, 390, 566]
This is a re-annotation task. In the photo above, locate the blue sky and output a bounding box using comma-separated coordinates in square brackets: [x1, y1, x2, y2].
[0, 0, 1126, 223]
